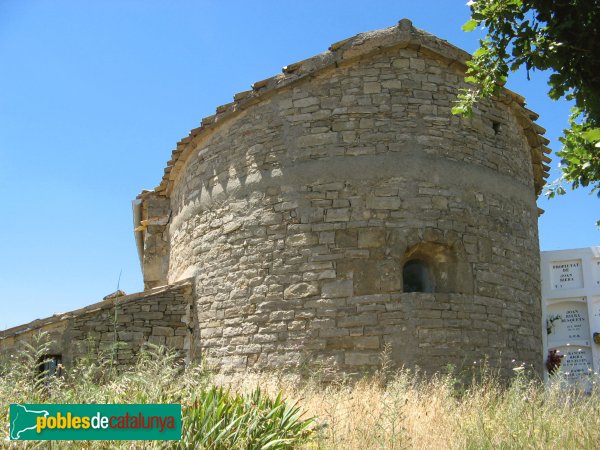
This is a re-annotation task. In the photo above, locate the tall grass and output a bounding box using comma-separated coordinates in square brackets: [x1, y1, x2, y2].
[1, 333, 599, 449]
[0, 333, 313, 449]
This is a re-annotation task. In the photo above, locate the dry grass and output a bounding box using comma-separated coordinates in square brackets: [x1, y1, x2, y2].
[2, 335, 600, 449]
[217, 359, 600, 449]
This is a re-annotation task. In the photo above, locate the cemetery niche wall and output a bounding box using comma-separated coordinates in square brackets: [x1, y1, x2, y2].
[542, 247, 600, 385]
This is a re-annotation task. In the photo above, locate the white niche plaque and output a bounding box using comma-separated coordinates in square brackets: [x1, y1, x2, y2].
[551, 259, 583, 290]
[553, 346, 594, 383]
[546, 299, 590, 345]
[543, 247, 600, 388]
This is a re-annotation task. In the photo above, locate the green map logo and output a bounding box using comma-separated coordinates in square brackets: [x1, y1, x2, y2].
[9, 404, 181, 441]
[10, 405, 50, 440]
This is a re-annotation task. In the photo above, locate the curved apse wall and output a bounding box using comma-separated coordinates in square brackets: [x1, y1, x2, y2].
[141, 20, 548, 375]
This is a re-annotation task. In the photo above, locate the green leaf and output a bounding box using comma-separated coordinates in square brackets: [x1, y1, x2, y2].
[473, 47, 488, 58]
[582, 128, 600, 143]
[462, 19, 478, 32]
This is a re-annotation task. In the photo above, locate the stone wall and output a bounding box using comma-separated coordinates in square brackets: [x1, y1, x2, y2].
[138, 21, 547, 376]
[0, 281, 194, 370]
[137, 194, 171, 290]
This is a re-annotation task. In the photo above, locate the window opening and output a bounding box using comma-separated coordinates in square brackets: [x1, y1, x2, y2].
[403, 259, 433, 293]
[39, 355, 62, 378]
[492, 121, 501, 135]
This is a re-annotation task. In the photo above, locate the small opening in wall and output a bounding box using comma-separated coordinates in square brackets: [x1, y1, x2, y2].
[492, 121, 501, 135]
[38, 354, 62, 378]
[403, 259, 434, 293]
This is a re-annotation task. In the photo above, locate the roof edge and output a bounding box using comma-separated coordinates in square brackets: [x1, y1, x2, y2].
[149, 18, 549, 198]
[0, 279, 194, 340]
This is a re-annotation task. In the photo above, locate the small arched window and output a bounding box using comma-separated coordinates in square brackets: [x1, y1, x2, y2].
[38, 354, 62, 379]
[403, 259, 433, 293]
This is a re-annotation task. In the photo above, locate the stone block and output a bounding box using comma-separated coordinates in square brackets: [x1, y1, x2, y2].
[345, 352, 380, 366]
[366, 196, 401, 210]
[293, 97, 319, 108]
[297, 132, 337, 147]
[382, 80, 403, 90]
[284, 282, 319, 299]
[310, 318, 336, 329]
[363, 82, 381, 94]
[287, 321, 305, 331]
[166, 336, 185, 348]
[335, 230, 357, 247]
[354, 336, 380, 349]
[269, 311, 295, 321]
[319, 327, 350, 338]
[201, 328, 222, 338]
[253, 333, 278, 343]
[319, 231, 335, 244]
[357, 304, 386, 313]
[338, 314, 378, 328]
[148, 335, 165, 346]
[325, 208, 350, 222]
[357, 229, 385, 248]
[303, 269, 336, 281]
[322, 280, 353, 298]
[136, 312, 164, 320]
[353, 261, 381, 295]
[326, 336, 379, 350]
[286, 233, 318, 246]
[348, 294, 390, 305]
[152, 326, 174, 337]
[117, 314, 134, 323]
[236, 344, 262, 355]
[117, 331, 143, 342]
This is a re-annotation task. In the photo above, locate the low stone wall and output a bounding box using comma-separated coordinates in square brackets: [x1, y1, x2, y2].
[0, 280, 194, 370]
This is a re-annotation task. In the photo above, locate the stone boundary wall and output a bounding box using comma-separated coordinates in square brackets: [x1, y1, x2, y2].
[0, 280, 194, 370]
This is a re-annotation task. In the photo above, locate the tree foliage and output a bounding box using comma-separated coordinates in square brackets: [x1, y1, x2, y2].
[454, 0, 600, 204]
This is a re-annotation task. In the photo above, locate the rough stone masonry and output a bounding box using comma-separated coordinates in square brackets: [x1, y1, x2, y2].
[0, 281, 194, 368]
[2, 19, 550, 377]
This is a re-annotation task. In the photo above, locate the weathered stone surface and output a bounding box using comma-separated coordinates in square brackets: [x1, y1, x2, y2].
[137, 312, 164, 320]
[0, 282, 194, 369]
[345, 352, 380, 366]
[357, 229, 386, 248]
[155, 28, 544, 376]
[325, 208, 351, 222]
[284, 283, 319, 299]
[152, 326, 174, 337]
[165, 336, 184, 348]
[366, 196, 402, 210]
[322, 280, 354, 299]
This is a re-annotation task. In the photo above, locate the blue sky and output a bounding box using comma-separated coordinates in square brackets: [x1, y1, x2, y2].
[1, 1, 598, 330]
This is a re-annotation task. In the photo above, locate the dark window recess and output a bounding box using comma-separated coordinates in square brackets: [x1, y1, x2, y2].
[492, 121, 501, 135]
[39, 355, 62, 378]
[403, 259, 434, 293]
